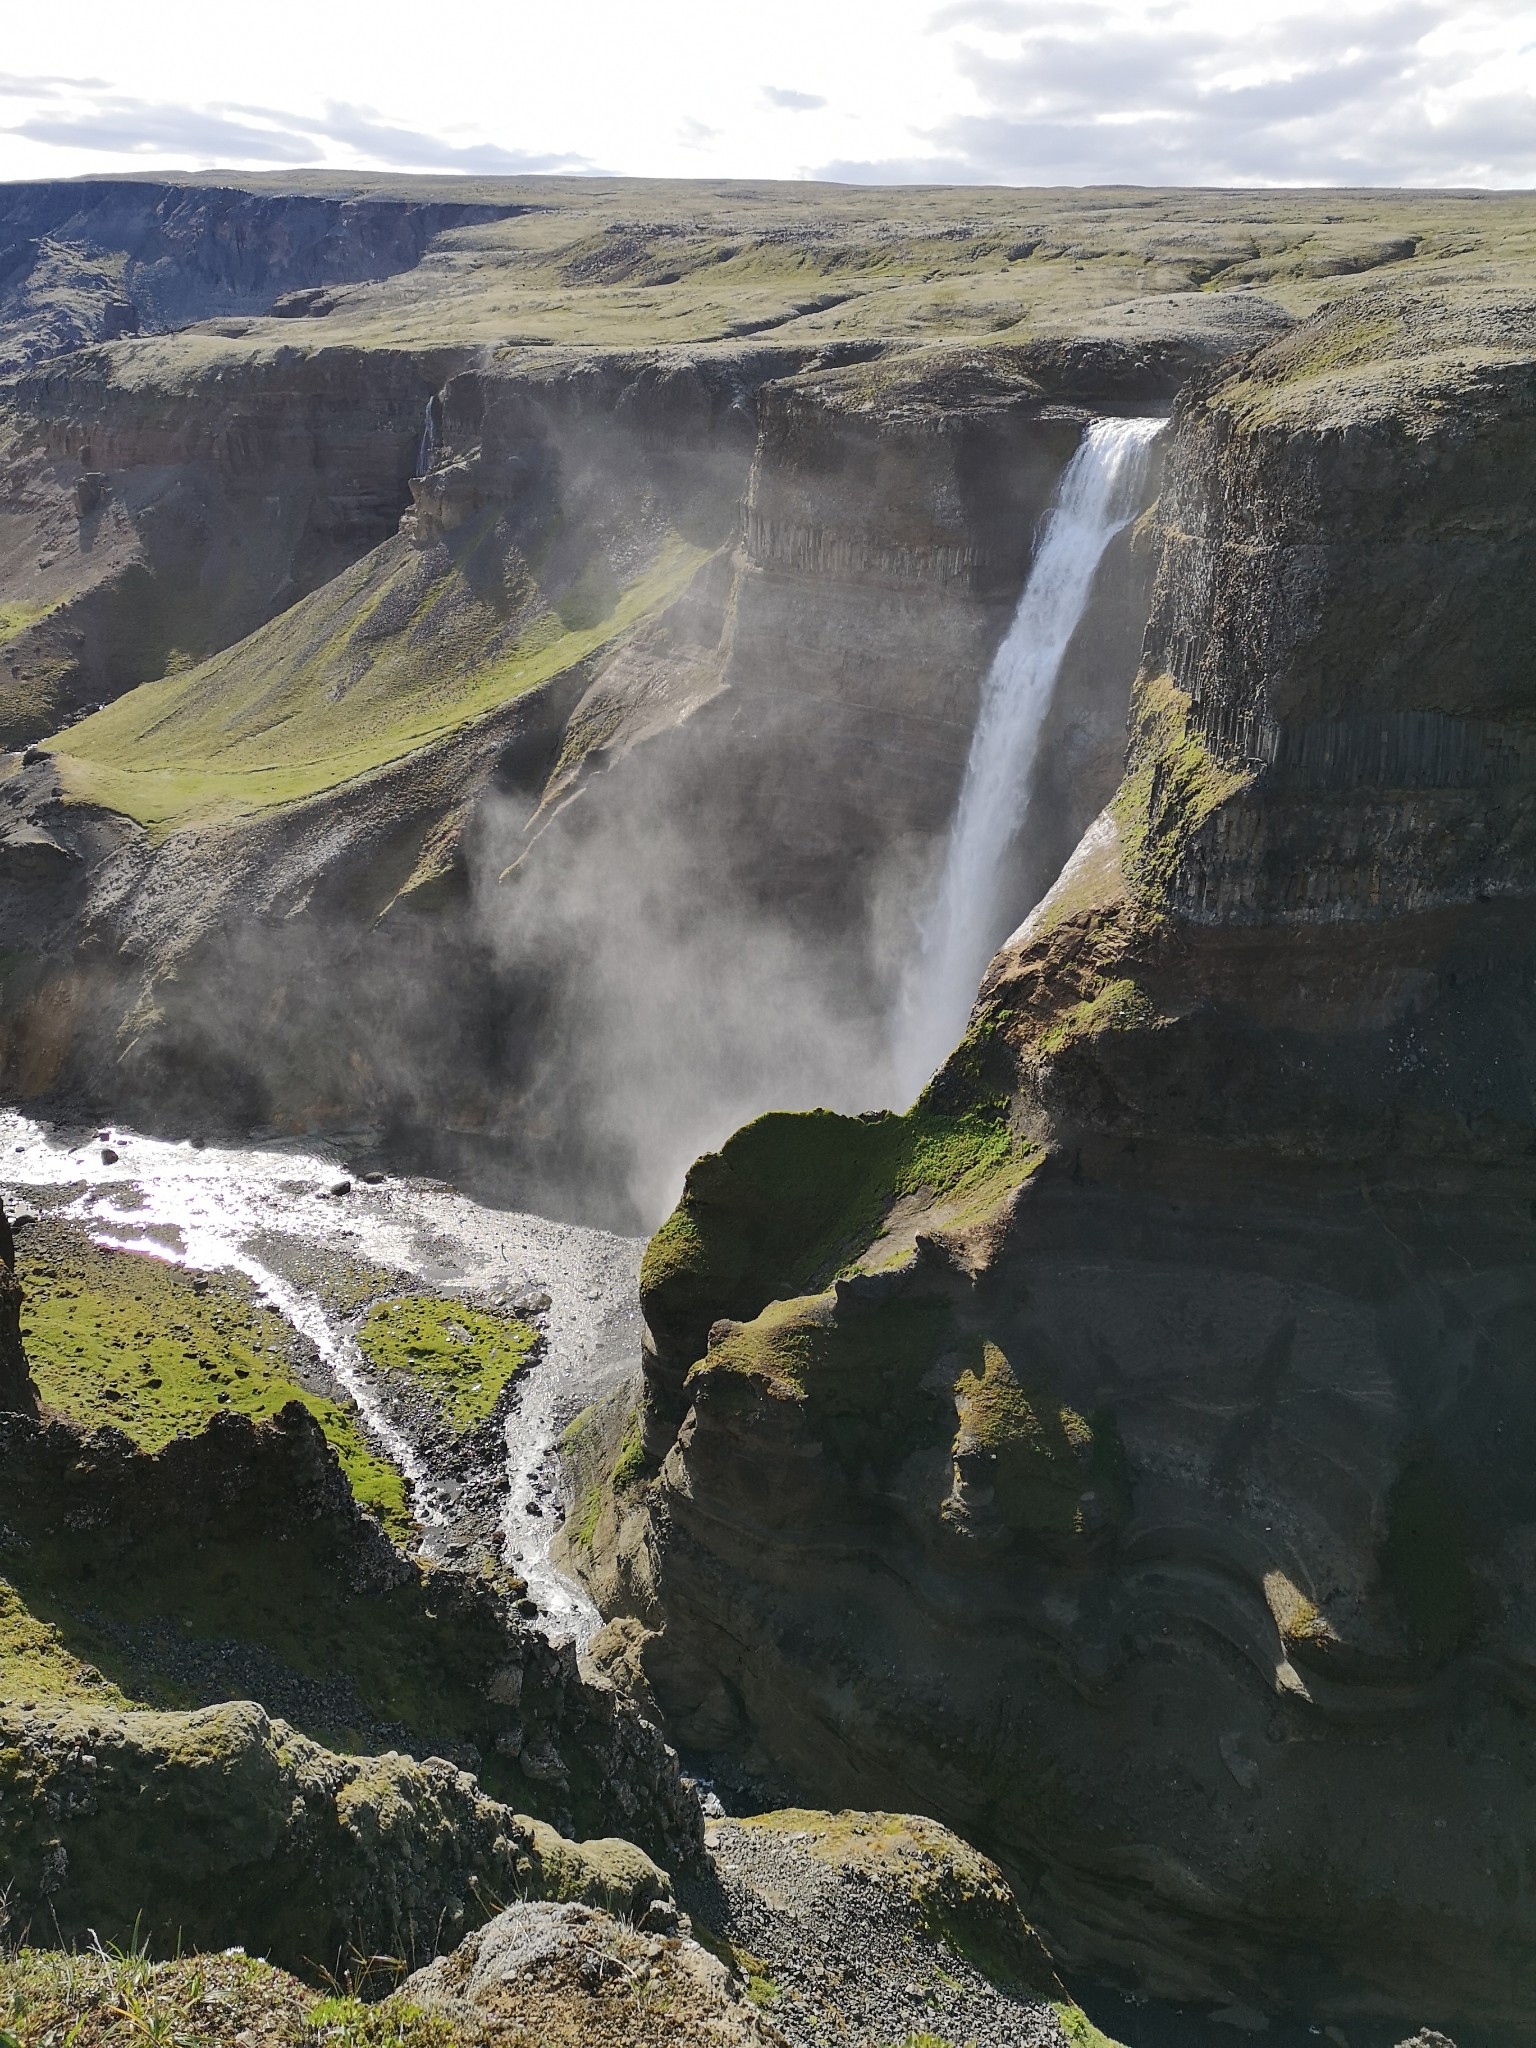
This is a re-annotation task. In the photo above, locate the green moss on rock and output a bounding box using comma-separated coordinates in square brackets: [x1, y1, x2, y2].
[739, 1809, 1058, 1995]
[641, 1104, 1025, 1390]
[1113, 669, 1252, 907]
[952, 1343, 1097, 1540]
[356, 1296, 538, 1437]
[0, 1696, 671, 1975]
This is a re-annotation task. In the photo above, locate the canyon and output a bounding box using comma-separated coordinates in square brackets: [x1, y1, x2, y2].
[1, 171, 1533, 2046]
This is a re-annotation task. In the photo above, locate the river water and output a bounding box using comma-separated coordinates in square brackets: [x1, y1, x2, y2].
[0, 1108, 642, 1642]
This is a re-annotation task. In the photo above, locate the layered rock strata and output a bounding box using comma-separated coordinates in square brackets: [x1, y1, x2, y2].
[0, 178, 520, 373]
[0, 340, 470, 743]
[582, 288, 1536, 2035]
[0, 334, 1232, 1222]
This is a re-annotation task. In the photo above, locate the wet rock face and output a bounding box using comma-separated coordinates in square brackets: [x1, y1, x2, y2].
[595, 291, 1536, 2036]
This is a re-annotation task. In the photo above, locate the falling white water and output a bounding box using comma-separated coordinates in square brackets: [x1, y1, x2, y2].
[416, 395, 439, 477]
[892, 415, 1164, 1098]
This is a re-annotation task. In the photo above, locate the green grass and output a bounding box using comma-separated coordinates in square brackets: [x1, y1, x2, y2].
[1113, 669, 1254, 907]
[0, 1466, 549, 1813]
[0, 1578, 131, 1708]
[46, 531, 708, 833]
[356, 1295, 539, 1435]
[0, 598, 57, 643]
[609, 1415, 646, 1493]
[1054, 2002, 1129, 2048]
[0, 1948, 459, 2047]
[641, 1103, 1030, 1341]
[105, 181, 1534, 359]
[15, 1226, 410, 1538]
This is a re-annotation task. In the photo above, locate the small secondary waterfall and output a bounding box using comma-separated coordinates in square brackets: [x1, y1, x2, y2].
[893, 415, 1164, 1099]
[416, 395, 440, 477]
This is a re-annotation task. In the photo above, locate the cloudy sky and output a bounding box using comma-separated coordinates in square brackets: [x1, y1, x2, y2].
[1, 0, 1531, 188]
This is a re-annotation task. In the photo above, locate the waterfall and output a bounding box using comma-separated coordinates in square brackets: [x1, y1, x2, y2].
[416, 395, 439, 477]
[892, 415, 1164, 1099]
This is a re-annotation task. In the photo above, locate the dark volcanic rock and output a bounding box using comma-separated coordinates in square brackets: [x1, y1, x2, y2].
[0, 1402, 704, 1874]
[0, 177, 522, 374]
[0, 1196, 39, 1416]
[585, 288, 1536, 2039]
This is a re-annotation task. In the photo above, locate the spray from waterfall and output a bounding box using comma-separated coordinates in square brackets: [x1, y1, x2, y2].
[892, 415, 1164, 1099]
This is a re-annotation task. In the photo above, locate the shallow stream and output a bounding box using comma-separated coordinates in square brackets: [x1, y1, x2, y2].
[0, 1108, 643, 1641]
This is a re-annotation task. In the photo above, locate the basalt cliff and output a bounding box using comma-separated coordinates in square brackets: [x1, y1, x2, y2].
[579, 285, 1536, 2038]
[2, 175, 1534, 2043]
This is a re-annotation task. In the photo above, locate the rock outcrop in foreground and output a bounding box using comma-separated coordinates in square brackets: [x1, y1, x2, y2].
[0, 1696, 671, 1971]
[584, 287, 1536, 2038]
[0, 1397, 703, 1871]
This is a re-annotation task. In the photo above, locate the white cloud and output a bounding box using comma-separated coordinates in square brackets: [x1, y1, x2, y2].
[763, 86, 829, 111]
[0, 0, 1528, 187]
[907, 0, 1536, 185]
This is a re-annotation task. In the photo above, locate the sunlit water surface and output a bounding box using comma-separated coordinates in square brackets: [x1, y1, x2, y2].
[0, 1108, 643, 1642]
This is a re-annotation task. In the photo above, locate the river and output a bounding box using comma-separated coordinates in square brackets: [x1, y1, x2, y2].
[0, 1107, 642, 1642]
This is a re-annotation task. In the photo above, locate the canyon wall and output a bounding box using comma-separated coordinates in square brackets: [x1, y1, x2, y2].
[0, 332, 1212, 1224]
[0, 178, 520, 373]
[0, 340, 475, 743]
[582, 287, 1536, 2034]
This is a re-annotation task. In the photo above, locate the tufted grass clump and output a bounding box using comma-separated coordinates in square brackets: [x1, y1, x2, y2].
[0, 1947, 458, 2046]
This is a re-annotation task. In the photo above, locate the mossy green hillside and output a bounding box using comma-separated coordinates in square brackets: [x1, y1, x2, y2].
[95, 182, 1534, 359]
[357, 1295, 539, 1435]
[641, 1102, 1030, 1362]
[560, 1401, 646, 1553]
[46, 528, 708, 833]
[0, 1454, 568, 1819]
[0, 1690, 674, 1990]
[14, 1224, 409, 1537]
[0, 1579, 132, 1712]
